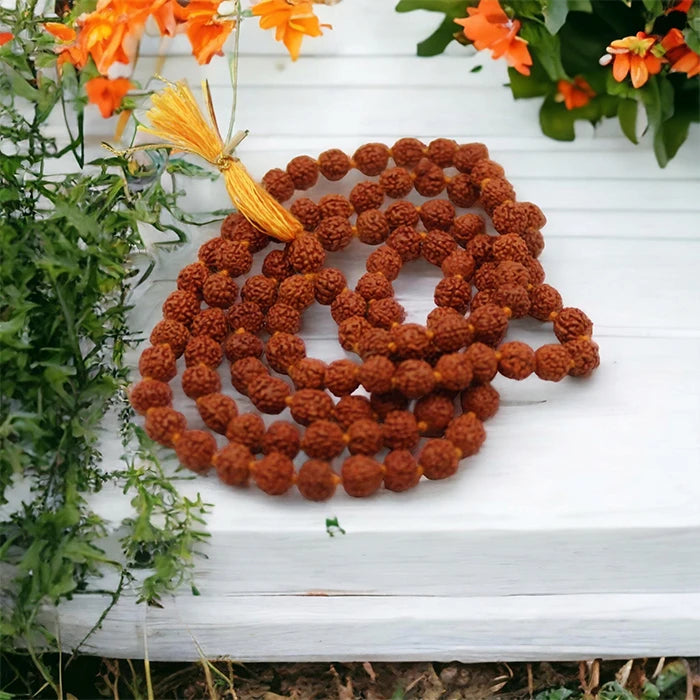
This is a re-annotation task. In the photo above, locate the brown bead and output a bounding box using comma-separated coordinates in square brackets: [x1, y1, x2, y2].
[367, 297, 406, 329]
[197, 393, 238, 434]
[266, 303, 302, 335]
[492, 233, 531, 265]
[262, 421, 301, 459]
[460, 383, 499, 420]
[367, 245, 402, 281]
[393, 359, 435, 398]
[521, 229, 545, 258]
[534, 344, 571, 382]
[465, 234, 494, 265]
[338, 316, 372, 351]
[379, 166, 413, 199]
[289, 197, 321, 230]
[191, 308, 228, 342]
[186, 334, 224, 367]
[414, 157, 446, 197]
[221, 215, 269, 253]
[356, 209, 390, 245]
[182, 364, 221, 399]
[385, 201, 420, 229]
[223, 330, 263, 362]
[434, 276, 471, 314]
[290, 358, 327, 390]
[565, 339, 600, 377]
[318, 148, 352, 180]
[163, 289, 200, 326]
[469, 304, 508, 346]
[383, 410, 419, 450]
[319, 194, 352, 220]
[465, 342, 498, 383]
[480, 178, 516, 214]
[230, 356, 267, 394]
[139, 344, 177, 382]
[384, 450, 422, 492]
[226, 413, 265, 452]
[266, 332, 306, 373]
[414, 392, 455, 435]
[356, 272, 393, 301]
[430, 315, 472, 352]
[470, 159, 505, 185]
[426, 306, 462, 328]
[324, 359, 360, 396]
[331, 290, 367, 324]
[525, 257, 545, 285]
[349, 181, 384, 213]
[202, 272, 238, 308]
[150, 319, 189, 358]
[287, 155, 319, 190]
[253, 452, 295, 495]
[474, 262, 498, 291]
[341, 455, 384, 497]
[494, 261, 529, 287]
[219, 212, 243, 241]
[441, 250, 476, 280]
[353, 142, 390, 176]
[553, 307, 593, 343]
[497, 341, 535, 380]
[314, 267, 347, 305]
[357, 328, 393, 359]
[420, 439, 459, 480]
[520, 201, 547, 229]
[175, 430, 216, 472]
[422, 230, 457, 266]
[391, 323, 432, 359]
[434, 352, 473, 391]
[451, 213, 486, 247]
[297, 460, 339, 501]
[420, 199, 456, 231]
[262, 168, 295, 202]
[494, 283, 531, 318]
[445, 413, 485, 457]
[290, 389, 334, 426]
[301, 419, 345, 460]
[391, 137, 426, 167]
[447, 173, 479, 208]
[214, 442, 252, 486]
[492, 200, 531, 236]
[359, 355, 395, 394]
[334, 394, 373, 430]
[287, 233, 325, 273]
[315, 216, 353, 251]
[198, 237, 224, 267]
[177, 262, 208, 295]
[387, 225, 422, 261]
[277, 274, 315, 310]
[216, 240, 253, 277]
[427, 138, 457, 167]
[453, 142, 489, 172]
[470, 289, 495, 310]
[227, 301, 265, 333]
[346, 419, 384, 456]
[247, 374, 291, 414]
[370, 390, 409, 420]
[241, 274, 277, 310]
[145, 406, 187, 447]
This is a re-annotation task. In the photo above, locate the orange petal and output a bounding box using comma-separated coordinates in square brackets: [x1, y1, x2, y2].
[612, 53, 630, 82]
[506, 37, 532, 75]
[630, 55, 648, 88]
[0, 32, 13, 46]
[475, 0, 509, 24]
[284, 27, 304, 61]
[44, 22, 76, 41]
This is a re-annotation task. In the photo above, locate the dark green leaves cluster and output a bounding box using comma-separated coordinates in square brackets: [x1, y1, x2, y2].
[395, 0, 700, 166]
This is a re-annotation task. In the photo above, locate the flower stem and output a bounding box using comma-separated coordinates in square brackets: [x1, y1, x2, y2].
[225, 0, 243, 145]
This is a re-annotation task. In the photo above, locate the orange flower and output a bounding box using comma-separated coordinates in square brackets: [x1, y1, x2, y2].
[665, 0, 693, 13]
[44, 22, 88, 68]
[179, 0, 235, 64]
[454, 0, 532, 76]
[150, 0, 185, 38]
[661, 27, 700, 77]
[556, 76, 595, 110]
[85, 76, 133, 118]
[0, 32, 13, 47]
[251, 0, 328, 62]
[602, 32, 663, 88]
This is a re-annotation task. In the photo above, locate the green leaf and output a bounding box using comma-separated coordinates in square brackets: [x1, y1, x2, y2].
[542, 0, 570, 34]
[617, 98, 639, 143]
[508, 66, 552, 98]
[641, 0, 663, 18]
[417, 15, 459, 56]
[520, 21, 569, 80]
[654, 660, 687, 692]
[534, 688, 574, 700]
[395, 0, 466, 13]
[568, 0, 592, 11]
[540, 95, 577, 140]
[639, 74, 675, 167]
[558, 11, 616, 75]
[599, 681, 638, 700]
[683, 19, 700, 54]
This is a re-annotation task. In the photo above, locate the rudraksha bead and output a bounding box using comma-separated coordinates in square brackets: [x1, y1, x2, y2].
[277, 274, 315, 310]
[145, 406, 186, 447]
[287, 154, 319, 190]
[427, 138, 457, 167]
[247, 374, 291, 414]
[393, 359, 435, 398]
[353, 142, 390, 176]
[553, 307, 593, 343]
[447, 173, 479, 208]
[367, 297, 406, 329]
[492, 233, 531, 264]
[350, 181, 385, 213]
[163, 289, 200, 325]
[253, 452, 295, 495]
[331, 290, 367, 323]
[265, 303, 301, 334]
[426, 306, 462, 328]
[318, 148, 352, 181]
[262, 168, 295, 202]
[565, 338, 600, 377]
[319, 194, 353, 220]
[460, 383, 499, 420]
[359, 355, 395, 394]
[480, 178, 516, 214]
[315, 216, 354, 251]
[430, 315, 472, 352]
[356, 209, 390, 245]
[520, 201, 547, 229]
[434, 352, 473, 391]
[297, 460, 339, 501]
[497, 341, 535, 380]
[198, 237, 224, 267]
[334, 394, 373, 430]
[383, 450, 422, 492]
[202, 272, 238, 308]
[474, 262, 498, 291]
[391, 137, 426, 167]
[197, 393, 238, 434]
[338, 316, 371, 351]
[524, 257, 545, 285]
[314, 267, 347, 305]
[139, 344, 177, 382]
[453, 142, 489, 172]
[230, 356, 266, 394]
[216, 240, 253, 276]
[186, 335, 223, 368]
[387, 225, 422, 261]
[289, 198, 321, 230]
[262, 421, 301, 459]
[150, 319, 189, 358]
[419, 439, 459, 480]
[494, 261, 529, 287]
[223, 331, 263, 362]
[301, 419, 346, 460]
[191, 307, 228, 342]
[492, 200, 531, 236]
[445, 413, 485, 457]
[391, 323, 432, 359]
[287, 233, 325, 273]
[177, 262, 208, 295]
[346, 419, 384, 455]
[465, 234, 494, 265]
[356, 272, 393, 301]
[470, 159, 505, 184]
[357, 327, 393, 358]
[379, 167, 413, 199]
[214, 442, 252, 486]
[414, 392, 455, 435]
[451, 213, 486, 246]
[414, 158, 446, 197]
[469, 304, 508, 347]
[470, 290, 495, 310]
[227, 301, 265, 333]
[493, 283, 531, 318]
[420, 199, 456, 231]
[521, 228, 545, 258]
[324, 359, 360, 396]
[383, 410, 420, 450]
[241, 274, 278, 310]
[265, 332, 306, 373]
[289, 388, 334, 426]
[290, 358, 327, 390]
[341, 455, 384, 497]
[434, 276, 471, 314]
[534, 344, 571, 382]
[422, 230, 457, 266]
[465, 342, 498, 383]
[385, 201, 420, 229]
[175, 430, 216, 472]
[370, 390, 408, 420]
[182, 364, 221, 399]
[221, 215, 269, 253]
[441, 250, 476, 279]
[367, 245, 403, 281]
[226, 413, 265, 451]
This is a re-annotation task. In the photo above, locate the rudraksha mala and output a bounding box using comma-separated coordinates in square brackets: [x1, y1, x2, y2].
[131, 138, 600, 500]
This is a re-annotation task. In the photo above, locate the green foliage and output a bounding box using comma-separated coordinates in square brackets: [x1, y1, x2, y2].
[325, 517, 346, 537]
